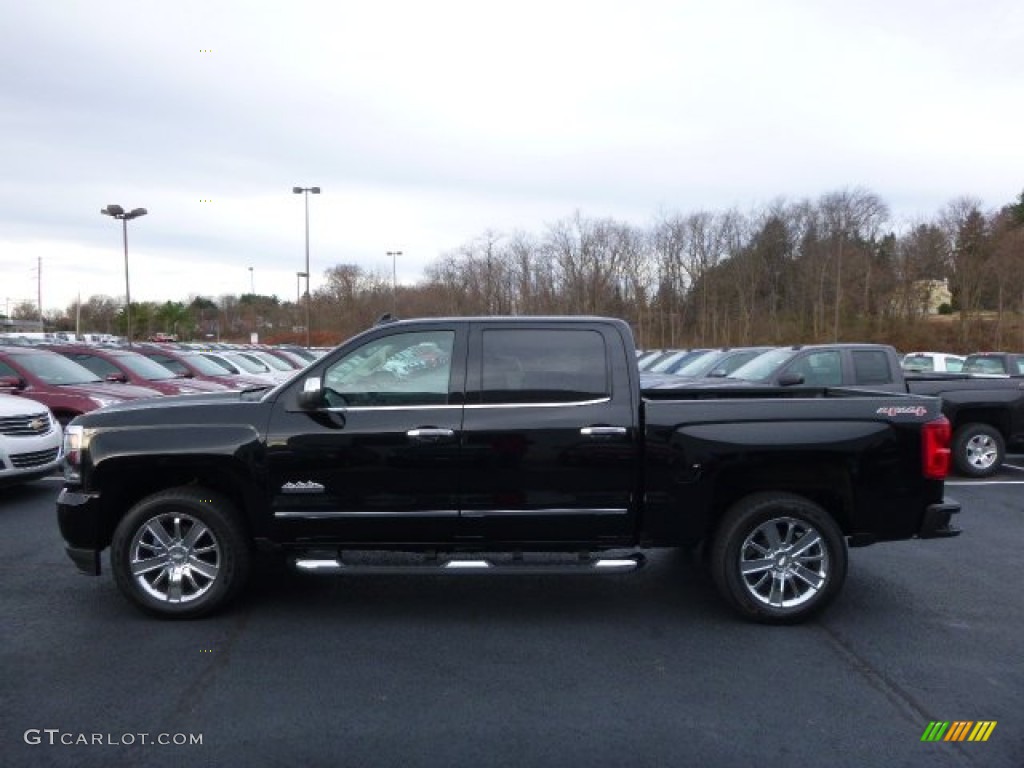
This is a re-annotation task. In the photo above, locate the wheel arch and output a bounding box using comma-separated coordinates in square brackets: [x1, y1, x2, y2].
[704, 459, 853, 544]
[90, 456, 263, 550]
[945, 406, 1010, 439]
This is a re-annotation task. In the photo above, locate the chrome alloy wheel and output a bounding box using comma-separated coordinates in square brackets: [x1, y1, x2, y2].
[738, 516, 830, 609]
[965, 433, 999, 471]
[129, 513, 222, 603]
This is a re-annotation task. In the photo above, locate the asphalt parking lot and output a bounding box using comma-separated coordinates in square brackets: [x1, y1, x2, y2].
[1, 469, 1022, 768]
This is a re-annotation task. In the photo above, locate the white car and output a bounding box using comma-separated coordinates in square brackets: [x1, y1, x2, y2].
[0, 394, 63, 487]
[902, 352, 966, 373]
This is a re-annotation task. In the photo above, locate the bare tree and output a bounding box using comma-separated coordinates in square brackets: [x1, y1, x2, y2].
[941, 197, 990, 349]
[819, 188, 890, 341]
[650, 213, 690, 346]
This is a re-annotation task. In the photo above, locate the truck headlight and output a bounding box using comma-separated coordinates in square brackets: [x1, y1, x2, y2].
[63, 425, 86, 482]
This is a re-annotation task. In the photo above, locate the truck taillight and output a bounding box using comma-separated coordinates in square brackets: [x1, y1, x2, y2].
[922, 417, 951, 479]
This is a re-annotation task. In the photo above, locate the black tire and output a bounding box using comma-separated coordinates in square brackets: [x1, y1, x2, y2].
[111, 487, 251, 619]
[710, 492, 847, 624]
[952, 423, 1004, 478]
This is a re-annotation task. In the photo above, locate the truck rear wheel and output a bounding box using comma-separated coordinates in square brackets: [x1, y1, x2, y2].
[710, 492, 847, 624]
[111, 487, 250, 619]
[952, 423, 1004, 478]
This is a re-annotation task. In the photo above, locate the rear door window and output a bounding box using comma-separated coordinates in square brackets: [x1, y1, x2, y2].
[852, 350, 894, 385]
[480, 329, 608, 404]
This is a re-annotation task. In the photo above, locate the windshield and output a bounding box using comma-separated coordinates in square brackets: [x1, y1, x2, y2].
[178, 353, 241, 376]
[649, 351, 694, 373]
[272, 350, 310, 368]
[118, 353, 179, 380]
[199, 353, 240, 374]
[672, 350, 723, 376]
[222, 352, 269, 374]
[728, 347, 796, 382]
[245, 352, 292, 371]
[280, 347, 317, 363]
[963, 356, 1007, 374]
[12, 352, 102, 385]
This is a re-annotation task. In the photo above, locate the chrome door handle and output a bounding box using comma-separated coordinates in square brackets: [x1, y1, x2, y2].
[407, 428, 456, 442]
[580, 426, 627, 437]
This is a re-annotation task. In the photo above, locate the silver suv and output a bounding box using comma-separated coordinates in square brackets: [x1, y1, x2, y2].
[0, 394, 63, 487]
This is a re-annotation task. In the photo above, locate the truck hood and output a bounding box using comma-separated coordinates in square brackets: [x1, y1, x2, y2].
[70, 389, 270, 428]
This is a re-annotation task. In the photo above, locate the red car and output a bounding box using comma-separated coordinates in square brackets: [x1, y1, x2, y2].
[0, 346, 163, 427]
[132, 347, 271, 390]
[43, 345, 230, 396]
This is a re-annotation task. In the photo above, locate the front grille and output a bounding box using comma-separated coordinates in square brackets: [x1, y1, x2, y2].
[0, 412, 54, 437]
[10, 447, 60, 469]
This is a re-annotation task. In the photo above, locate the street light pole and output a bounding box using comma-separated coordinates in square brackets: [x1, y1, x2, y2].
[296, 271, 307, 334]
[292, 186, 320, 348]
[387, 250, 402, 315]
[249, 266, 254, 295]
[101, 204, 147, 347]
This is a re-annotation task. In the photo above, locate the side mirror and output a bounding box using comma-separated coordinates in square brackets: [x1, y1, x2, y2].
[105, 372, 128, 383]
[297, 376, 325, 409]
[0, 375, 23, 391]
[707, 368, 728, 378]
[777, 372, 805, 386]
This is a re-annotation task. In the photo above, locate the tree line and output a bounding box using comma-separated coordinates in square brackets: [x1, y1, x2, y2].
[10, 187, 1024, 352]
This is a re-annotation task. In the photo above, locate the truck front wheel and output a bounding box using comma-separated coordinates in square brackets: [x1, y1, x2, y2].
[952, 423, 1004, 478]
[710, 492, 847, 624]
[110, 487, 251, 619]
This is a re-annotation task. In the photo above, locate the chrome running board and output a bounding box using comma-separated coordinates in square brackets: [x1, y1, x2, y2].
[292, 552, 644, 575]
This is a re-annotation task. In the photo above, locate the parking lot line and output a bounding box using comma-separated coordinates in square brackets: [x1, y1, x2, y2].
[946, 479, 1024, 485]
[1000, 462, 1024, 472]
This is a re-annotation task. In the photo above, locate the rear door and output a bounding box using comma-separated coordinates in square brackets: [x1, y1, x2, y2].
[458, 321, 639, 545]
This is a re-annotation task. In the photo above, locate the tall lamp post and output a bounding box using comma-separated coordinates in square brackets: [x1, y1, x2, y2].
[296, 271, 307, 333]
[387, 250, 402, 314]
[292, 186, 320, 348]
[248, 266, 254, 295]
[101, 204, 147, 347]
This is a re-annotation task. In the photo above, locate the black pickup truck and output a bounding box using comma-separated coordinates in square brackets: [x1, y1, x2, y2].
[57, 317, 960, 624]
[667, 343, 1024, 477]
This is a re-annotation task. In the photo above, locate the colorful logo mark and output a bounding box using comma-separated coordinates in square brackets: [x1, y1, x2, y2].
[921, 721, 997, 742]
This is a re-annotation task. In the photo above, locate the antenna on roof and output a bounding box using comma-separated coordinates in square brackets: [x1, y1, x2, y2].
[375, 313, 399, 326]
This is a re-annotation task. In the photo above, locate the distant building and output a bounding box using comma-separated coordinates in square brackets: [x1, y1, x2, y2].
[913, 279, 951, 315]
[0, 318, 44, 333]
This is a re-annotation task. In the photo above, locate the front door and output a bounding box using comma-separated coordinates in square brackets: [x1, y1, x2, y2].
[265, 326, 465, 544]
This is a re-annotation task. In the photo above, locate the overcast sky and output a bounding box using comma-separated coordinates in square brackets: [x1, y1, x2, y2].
[1, 0, 1021, 315]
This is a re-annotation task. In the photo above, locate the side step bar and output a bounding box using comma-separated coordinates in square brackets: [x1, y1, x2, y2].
[293, 553, 645, 576]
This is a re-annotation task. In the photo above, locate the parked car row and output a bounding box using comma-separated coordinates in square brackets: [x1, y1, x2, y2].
[641, 346, 1024, 381]
[0, 339, 321, 433]
[640, 342, 1024, 477]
